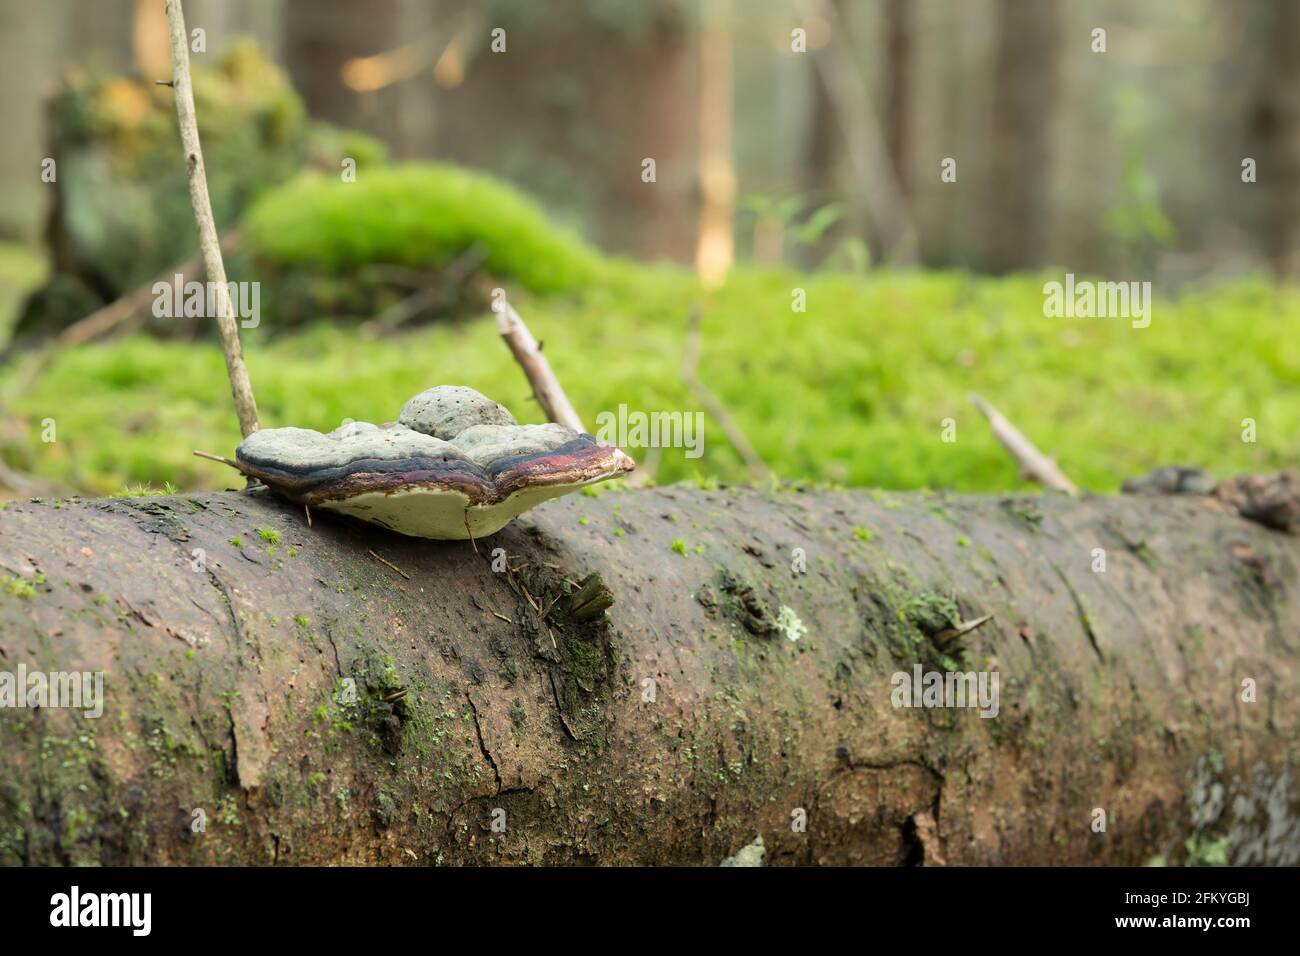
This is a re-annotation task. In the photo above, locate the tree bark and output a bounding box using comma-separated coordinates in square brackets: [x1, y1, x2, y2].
[0, 486, 1297, 866]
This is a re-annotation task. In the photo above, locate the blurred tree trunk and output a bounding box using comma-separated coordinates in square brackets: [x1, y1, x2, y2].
[884, 0, 913, 199]
[391, 1, 438, 157]
[808, 0, 917, 265]
[0, 0, 60, 239]
[282, 0, 401, 133]
[1252, 0, 1300, 279]
[804, 65, 838, 195]
[432, 9, 698, 263]
[67, 0, 133, 72]
[987, 0, 1059, 273]
[131, 0, 169, 78]
[802, 24, 841, 267]
[695, 0, 736, 282]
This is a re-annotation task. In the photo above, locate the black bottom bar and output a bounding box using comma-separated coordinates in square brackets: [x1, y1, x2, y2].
[0, 865, 1281, 942]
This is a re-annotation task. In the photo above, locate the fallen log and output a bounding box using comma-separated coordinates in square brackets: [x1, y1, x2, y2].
[0, 486, 1296, 865]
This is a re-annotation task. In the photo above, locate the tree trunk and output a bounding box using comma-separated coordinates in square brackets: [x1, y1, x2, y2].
[883, 0, 913, 199]
[1251, 0, 1300, 280]
[430, 10, 697, 264]
[694, 0, 736, 284]
[802, 32, 841, 267]
[0, 486, 1297, 866]
[281, 0, 402, 135]
[987, 0, 1060, 273]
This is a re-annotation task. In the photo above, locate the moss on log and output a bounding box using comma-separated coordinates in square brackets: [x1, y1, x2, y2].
[0, 485, 1296, 865]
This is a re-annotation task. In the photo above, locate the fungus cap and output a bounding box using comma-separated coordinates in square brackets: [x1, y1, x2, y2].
[399, 385, 517, 440]
[235, 386, 634, 539]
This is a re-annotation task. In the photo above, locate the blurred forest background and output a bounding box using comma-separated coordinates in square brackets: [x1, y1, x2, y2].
[0, 0, 1296, 498]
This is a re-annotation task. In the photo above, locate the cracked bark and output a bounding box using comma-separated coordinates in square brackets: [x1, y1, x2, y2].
[465, 691, 502, 794]
[0, 486, 1297, 865]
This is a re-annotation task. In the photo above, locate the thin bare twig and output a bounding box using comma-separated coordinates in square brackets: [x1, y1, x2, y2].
[164, 0, 259, 438]
[539, 591, 564, 620]
[933, 612, 996, 648]
[368, 549, 411, 580]
[0, 234, 240, 429]
[506, 566, 555, 648]
[496, 301, 585, 433]
[515, 577, 541, 614]
[192, 449, 244, 470]
[682, 309, 770, 481]
[968, 393, 1078, 495]
[64, 233, 241, 349]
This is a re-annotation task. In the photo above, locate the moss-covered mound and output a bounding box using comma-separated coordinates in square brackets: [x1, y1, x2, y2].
[234, 163, 608, 330]
[244, 163, 604, 294]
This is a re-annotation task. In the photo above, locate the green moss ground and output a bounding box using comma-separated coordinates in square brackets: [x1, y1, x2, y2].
[1, 163, 1296, 495]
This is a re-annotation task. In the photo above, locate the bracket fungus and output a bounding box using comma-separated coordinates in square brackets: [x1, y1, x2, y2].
[233, 386, 634, 539]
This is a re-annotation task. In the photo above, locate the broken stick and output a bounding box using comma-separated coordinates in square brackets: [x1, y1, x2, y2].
[968, 393, 1077, 496]
[683, 309, 770, 481]
[496, 301, 585, 433]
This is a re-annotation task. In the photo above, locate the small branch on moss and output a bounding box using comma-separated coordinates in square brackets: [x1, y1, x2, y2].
[67, 233, 241, 347]
[0, 234, 241, 416]
[968, 393, 1078, 496]
[496, 301, 585, 433]
[682, 308, 770, 481]
[164, 0, 260, 439]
